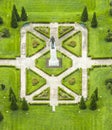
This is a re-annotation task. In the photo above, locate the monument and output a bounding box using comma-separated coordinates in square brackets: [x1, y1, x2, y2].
[49, 36, 59, 67]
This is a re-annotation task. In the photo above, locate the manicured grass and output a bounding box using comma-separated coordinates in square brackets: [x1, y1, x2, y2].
[58, 26, 74, 38]
[34, 26, 50, 38]
[62, 69, 82, 95]
[35, 51, 72, 76]
[26, 32, 46, 57]
[62, 32, 82, 57]
[87, 66, 112, 130]
[26, 69, 46, 95]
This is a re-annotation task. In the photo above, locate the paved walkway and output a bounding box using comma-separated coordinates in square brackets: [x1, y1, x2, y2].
[0, 23, 112, 111]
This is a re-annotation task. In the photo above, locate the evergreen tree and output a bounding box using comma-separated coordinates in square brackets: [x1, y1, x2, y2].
[89, 93, 97, 110]
[79, 96, 86, 110]
[81, 6, 88, 22]
[10, 96, 18, 111]
[21, 98, 29, 111]
[11, 10, 18, 28]
[9, 87, 17, 102]
[94, 87, 98, 101]
[21, 7, 27, 21]
[91, 12, 98, 28]
[13, 4, 21, 21]
[0, 112, 4, 121]
[0, 17, 3, 24]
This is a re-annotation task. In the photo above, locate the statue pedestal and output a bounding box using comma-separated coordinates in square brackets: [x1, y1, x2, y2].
[49, 58, 59, 66]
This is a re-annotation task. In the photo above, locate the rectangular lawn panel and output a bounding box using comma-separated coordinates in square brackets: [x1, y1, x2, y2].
[0, 66, 20, 111]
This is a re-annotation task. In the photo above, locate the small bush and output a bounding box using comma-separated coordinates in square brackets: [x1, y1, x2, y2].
[110, 8, 112, 16]
[68, 78, 75, 85]
[68, 41, 76, 47]
[32, 78, 39, 86]
[0, 17, 3, 24]
[32, 41, 39, 48]
[1, 28, 10, 38]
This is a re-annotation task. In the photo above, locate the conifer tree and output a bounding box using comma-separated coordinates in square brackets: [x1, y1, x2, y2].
[91, 12, 98, 28]
[13, 4, 21, 21]
[21, 7, 27, 21]
[10, 96, 18, 111]
[11, 10, 18, 28]
[89, 93, 97, 110]
[79, 96, 86, 110]
[9, 87, 17, 102]
[0, 112, 4, 121]
[21, 98, 29, 111]
[81, 6, 88, 22]
[94, 87, 98, 101]
[0, 17, 3, 24]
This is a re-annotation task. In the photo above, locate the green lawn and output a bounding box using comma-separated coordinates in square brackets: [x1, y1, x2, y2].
[26, 69, 46, 95]
[35, 51, 72, 76]
[26, 32, 46, 57]
[62, 32, 82, 57]
[62, 69, 82, 94]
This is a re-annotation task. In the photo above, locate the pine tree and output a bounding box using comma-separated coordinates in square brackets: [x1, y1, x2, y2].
[0, 17, 3, 24]
[91, 12, 98, 28]
[13, 4, 21, 21]
[10, 96, 18, 111]
[0, 112, 4, 121]
[11, 10, 18, 28]
[21, 98, 29, 111]
[89, 93, 97, 110]
[79, 96, 86, 110]
[21, 7, 27, 21]
[81, 6, 88, 22]
[9, 87, 17, 102]
[94, 87, 98, 101]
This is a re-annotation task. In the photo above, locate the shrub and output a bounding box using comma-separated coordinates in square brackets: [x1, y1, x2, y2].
[0, 17, 3, 24]
[109, 8, 112, 16]
[68, 78, 75, 85]
[21, 98, 29, 111]
[0, 112, 4, 121]
[1, 28, 10, 38]
[79, 96, 86, 110]
[32, 78, 39, 86]
[1, 84, 5, 90]
[21, 7, 27, 21]
[81, 6, 88, 22]
[68, 41, 76, 47]
[32, 41, 39, 48]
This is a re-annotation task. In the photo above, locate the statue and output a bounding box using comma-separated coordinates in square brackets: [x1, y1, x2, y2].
[49, 36, 59, 67]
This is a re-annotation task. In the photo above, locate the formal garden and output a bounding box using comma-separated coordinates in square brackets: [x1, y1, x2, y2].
[0, 0, 112, 130]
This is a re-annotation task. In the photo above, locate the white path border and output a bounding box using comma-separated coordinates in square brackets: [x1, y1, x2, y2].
[0, 23, 112, 111]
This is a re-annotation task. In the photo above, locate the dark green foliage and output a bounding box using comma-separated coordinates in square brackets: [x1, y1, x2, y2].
[21, 98, 29, 111]
[1, 84, 5, 90]
[110, 1, 112, 6]
[94, 87, 98, 101]
[109, 8, 112, 16]
[21, 7, 27, 21]
[13, 5, 21, 21]
[105, 30, 112, 42]
[1, 28, 10, 38]
[0, 17, 3, 24]
[9, 87, 17, 102]
[0, 112, 4, 121]
[89, 93, 97, 110]
[11, 10, 18, 28]
[79, 96, 86, 110]
[10, 96, 18, 111]
[81, 6, 88, 22]
[91, 12, 98, 28]
[105, 78, 112, 85]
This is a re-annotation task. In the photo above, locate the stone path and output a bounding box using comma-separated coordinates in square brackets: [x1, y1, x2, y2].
[0, 23, 112, 111]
